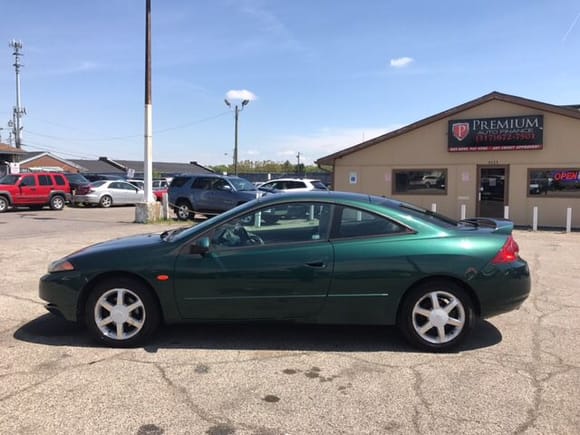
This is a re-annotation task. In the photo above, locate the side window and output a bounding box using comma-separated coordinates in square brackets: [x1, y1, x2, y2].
[20, 176, 36, 187]
[212, 179, 229, 191]
[192, 178, 212, 189]
[38, 175, 52, 186]
[53, 175, 65, 186]
[210, 202, 332, 249]
[335, 207, 408, 239]
[287, 181, 305, 189]
[109, 182, 123, 189]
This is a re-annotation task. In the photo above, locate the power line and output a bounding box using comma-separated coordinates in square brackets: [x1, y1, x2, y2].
[23, 110, 232, 143]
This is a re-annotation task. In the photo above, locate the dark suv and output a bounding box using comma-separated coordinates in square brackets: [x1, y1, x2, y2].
[168, 174, 259, 220]
[0, 172, 72, 212]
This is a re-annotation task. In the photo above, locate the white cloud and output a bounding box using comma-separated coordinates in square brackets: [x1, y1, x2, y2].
[226, 89, 258, 101]
[390, 57, 414, 68]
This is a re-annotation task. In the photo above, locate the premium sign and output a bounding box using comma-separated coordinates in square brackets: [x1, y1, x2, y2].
[448, 115, 543, 152]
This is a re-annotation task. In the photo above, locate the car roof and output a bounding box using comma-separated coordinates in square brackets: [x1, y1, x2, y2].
[262, 177, 321, 182]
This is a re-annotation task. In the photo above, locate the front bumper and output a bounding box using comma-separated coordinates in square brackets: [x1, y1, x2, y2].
[39, 272, 87, 322]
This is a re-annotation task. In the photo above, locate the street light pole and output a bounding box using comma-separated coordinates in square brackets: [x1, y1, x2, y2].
[224, 98, 249, 176]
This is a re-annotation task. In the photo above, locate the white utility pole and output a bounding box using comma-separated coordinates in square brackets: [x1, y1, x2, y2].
[9, 40, 26, 149]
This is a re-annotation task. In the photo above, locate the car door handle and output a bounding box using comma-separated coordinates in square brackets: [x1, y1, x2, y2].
[305, 261, 326, 268]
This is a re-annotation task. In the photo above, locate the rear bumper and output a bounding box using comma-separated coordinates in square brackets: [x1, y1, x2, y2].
[477, 260, 531, 319]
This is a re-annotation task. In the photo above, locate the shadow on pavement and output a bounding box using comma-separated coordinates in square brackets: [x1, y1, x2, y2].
[14, 314, 502, 354]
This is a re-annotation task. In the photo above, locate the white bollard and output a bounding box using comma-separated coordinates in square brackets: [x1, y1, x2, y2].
[431, 203, 437, 213]
[504, 205, 509, 219]
[460, 204, 466, 220]
[532, 206, 538, 231]
[566, 207, 572, 233]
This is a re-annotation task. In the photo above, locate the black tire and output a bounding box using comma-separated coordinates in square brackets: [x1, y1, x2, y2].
[175, 200, 193, 221]
[99, 195, 113, 208]
[398, 280, 474, 352]
[0, 196, 8, 213]
[49, 195, 66, 210]
[85, 276, 160, 348]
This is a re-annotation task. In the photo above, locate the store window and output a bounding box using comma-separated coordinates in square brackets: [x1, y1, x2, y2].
[528, 168, 580, 198]
[393, 169, 447, 195]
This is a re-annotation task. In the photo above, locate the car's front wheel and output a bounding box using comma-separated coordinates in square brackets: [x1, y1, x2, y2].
[49, 195, 65, 210]
[85, 277, 160, 347]
[398, 280, 474, 352]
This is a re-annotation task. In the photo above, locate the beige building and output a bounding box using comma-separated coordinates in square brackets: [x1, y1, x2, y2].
[317, 92, 580, 229]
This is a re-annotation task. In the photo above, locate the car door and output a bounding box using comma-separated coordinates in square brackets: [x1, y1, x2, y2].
[173, 202, 334, 320]
[207, 178, 237, 212]
[120, 181, 144, 204]
[16, 175, 41, 204]
[320, 205, 417, 324]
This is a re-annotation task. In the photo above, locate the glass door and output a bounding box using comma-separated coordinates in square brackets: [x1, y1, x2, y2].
[477, 166, 508, 218]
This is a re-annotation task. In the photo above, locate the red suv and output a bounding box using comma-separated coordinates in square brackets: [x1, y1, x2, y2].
[0, 172, 71, 212]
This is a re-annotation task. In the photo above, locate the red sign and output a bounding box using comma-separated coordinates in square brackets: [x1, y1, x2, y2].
[452, 122, 470, 141]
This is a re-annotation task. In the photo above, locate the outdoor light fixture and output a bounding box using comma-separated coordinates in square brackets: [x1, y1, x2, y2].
[224, 98, 250, 176]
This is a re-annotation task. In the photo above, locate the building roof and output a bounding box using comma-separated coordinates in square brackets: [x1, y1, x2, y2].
[68, 158, 214, 175]
[20, 152, 85, 170]
[0, 143, 27, 155]
[316, 91, 580, 166]
[68, 159, 127, 174]
[108, 159, 214, 175]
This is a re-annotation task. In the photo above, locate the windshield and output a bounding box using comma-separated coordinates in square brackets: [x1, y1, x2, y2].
[168, 197, 261, 242]
[0, 175, 20, 185]
[229, 177, 256, 192]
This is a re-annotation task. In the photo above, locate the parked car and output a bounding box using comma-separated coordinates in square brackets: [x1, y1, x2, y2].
[84, 174, 125, 183]
[73, 180, 144, 208]
[0, 172, 71, 212]
[258, 178, 328, 192]
[39, 191, 530, 351]
[168, 173, 259, 220]
[63, 173, 91, 195]
[127, 179, 168, 201]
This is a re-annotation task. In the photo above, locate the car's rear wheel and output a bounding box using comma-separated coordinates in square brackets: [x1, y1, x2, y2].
[0, 196, 8, 213]
[398, 280, 474, 352]
[99, 195, 113, 208]
[85, 277, 160, 347]
[175, 200, 193, 220]
[49, 195, 65, 210]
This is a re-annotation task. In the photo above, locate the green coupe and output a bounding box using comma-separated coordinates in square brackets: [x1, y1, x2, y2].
[39, 191, 530, 351]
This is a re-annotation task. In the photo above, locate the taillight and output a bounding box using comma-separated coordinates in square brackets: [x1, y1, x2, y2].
[492, 235, 520, 264]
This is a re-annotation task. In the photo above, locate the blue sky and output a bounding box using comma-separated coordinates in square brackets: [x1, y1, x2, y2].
[1, 0, 580, 166]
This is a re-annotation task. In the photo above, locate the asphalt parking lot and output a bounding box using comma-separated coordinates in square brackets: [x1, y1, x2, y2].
[0, 206, 579, 434]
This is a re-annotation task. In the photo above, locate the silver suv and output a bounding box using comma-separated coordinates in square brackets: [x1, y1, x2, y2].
[168, 174, 259, 220]
[258, 178, 328, 192]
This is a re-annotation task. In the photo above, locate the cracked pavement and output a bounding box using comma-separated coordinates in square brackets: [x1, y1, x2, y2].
[0, 206, 578, 434]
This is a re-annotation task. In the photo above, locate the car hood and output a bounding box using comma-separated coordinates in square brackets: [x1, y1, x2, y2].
[68, 232, 164, 259]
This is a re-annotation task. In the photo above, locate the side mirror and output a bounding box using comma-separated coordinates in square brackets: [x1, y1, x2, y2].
[190, 237, 210, 255]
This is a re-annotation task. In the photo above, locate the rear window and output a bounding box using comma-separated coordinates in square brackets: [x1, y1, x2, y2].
[170, 176, 191, 188]
[53, 174, 66, 185]
[311, 181, 328, 190]
[91, 180, 107, 188]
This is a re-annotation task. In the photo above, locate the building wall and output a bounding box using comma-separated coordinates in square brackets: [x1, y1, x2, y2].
[19, 156, 80, 173]
[332, 99, 580, 228]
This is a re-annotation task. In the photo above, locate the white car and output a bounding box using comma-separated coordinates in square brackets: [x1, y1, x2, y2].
[73, 180, 145, 208]
[258, 178, 328, 192]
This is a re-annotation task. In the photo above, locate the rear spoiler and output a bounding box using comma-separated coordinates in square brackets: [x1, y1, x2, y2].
[459, 217, 514, 235]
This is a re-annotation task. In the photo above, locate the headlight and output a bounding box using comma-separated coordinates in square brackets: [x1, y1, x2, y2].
[48, 259, 75, 273]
